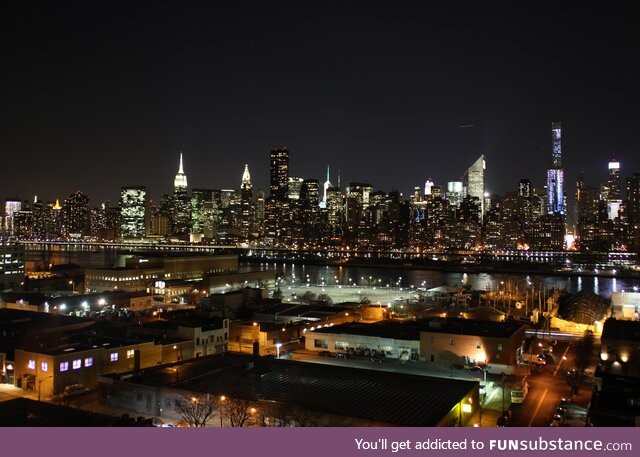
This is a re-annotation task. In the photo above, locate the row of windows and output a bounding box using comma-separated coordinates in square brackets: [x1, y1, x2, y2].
[28, 350, 134, 372]
[28, 358, 94, 372]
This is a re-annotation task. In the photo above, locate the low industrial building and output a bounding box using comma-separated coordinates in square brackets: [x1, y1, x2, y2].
[306, 318, 525, 368]
[84, 254, 239, 292]
[100, 354, 480, 426]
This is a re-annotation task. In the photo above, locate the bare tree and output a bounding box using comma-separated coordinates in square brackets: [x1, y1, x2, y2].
[257, 402, 292, 427]
[220, 397, 257, 427]
[289, 405, 320, 427]
[174, 394, 218, 427]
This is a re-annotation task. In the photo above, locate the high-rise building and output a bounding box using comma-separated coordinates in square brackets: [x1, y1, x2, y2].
[321, 166, 332, 209]
[627, 173, 640, 224]
[546, 122, 565, 215]
[446, 181, 463, 208]
[240, 164, 253, 239]
[424, 179, 434, 196]
[606, 158, 622, 220]
[120, 186, 150, 238]
[518, 179, 531, 198]
[171, 153, 191, 236]
[270, 148, 289, 201]
[464, 155, 485, 221]
[288, 177, 304, 200]
[3, 199, 21, 236]
[63, 191, 90, 237]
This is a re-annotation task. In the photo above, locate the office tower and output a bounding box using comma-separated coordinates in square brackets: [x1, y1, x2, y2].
[191, 189, 211, 234]
[546, 122, 565, 215]
[3, 199, 21, 235]
[270, 148, 289, 201]
[446, 181, 463, 208]
[120, 186, 150, 238]
[345, 182, 373, 229]
[321, 166, 332, 209]
[424, 179, 434, 196]
[171, 153, 191, 236]
[240, 164, 253, 238]
[519, 179, 531, 198]
[255, 190, 265, 224]
[326, 187, 344, 228]
[63, 190, 90, 237]
[464, 155, 485, 221]
[627, 173, 640, 223]
[288, 177, 304, 200]
[606, 158, 622, 220]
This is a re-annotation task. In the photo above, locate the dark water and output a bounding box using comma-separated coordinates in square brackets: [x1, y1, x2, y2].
[25, 249, 638, 298]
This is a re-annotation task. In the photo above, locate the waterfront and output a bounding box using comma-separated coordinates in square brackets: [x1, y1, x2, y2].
[23, 248, 639, 298]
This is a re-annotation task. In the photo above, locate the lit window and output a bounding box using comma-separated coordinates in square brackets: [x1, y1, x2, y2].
[110, 353, 118, 362]
[28, 360, 36, 370]
[85, 357, 93, 367]
[126, 350, 135, 359]
[497, 344, 503, 351]
[72, 359, 81, 370]
[41, 362, 48, 372]
[60, 362, 69, 372]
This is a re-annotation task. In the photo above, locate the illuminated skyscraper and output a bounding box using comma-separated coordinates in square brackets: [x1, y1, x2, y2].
[546, 122, 565, 215]
[3, 199, 22, 235]
[120, 186, 150, 238]
[171, 153, 191, 235]
[320, 166, 332, 209]
[270, 148, 289, 202]
[63, 190, 90, 237]
[174, 152, 188, 189]
[464, 155, 485, 220]
[288, 177, 304, 200]
[607, 158, 622, 220]
[240, 164, 253, 238]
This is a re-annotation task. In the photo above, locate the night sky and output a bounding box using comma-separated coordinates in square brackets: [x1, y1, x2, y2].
[2, 1, 639, 206]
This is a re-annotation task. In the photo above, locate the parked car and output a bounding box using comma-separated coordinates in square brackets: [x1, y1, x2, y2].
[317, 351, 332, 357]
[336, 352, 351, 359]
[371, 354, 385, 363]
[64, 384, 89, 397]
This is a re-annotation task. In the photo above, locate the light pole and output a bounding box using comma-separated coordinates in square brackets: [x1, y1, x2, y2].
[275, 343, 282, 358]
[69, 280, 75, 294]
[219, 395, 226, 427]
[38, 375, 54, 401]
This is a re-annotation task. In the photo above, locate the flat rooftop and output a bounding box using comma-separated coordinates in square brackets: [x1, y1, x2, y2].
[108, 354, 477, 426]
[602, 318, 640, 342]
[312, 317, 524, 340]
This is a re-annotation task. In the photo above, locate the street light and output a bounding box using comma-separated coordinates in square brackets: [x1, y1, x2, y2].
[275, 343, 282, 358]
[219, 395, 226, 427]
[68, 280, 75, 294]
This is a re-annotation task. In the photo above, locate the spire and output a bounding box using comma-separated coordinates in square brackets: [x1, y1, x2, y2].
[53, 199, 62, 210]
[326, 165, 330, 183]
[174, 152, 188, 189]
[242, 164, 252, 189]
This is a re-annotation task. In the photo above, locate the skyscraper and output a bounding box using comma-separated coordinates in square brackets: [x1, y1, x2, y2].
[320, 166, 332, 209]
[171, 153, 191, 236]
[464, 155, 485, 221]
[63, 191, 90, 237]
[120, 186, 150, 238]
[606, 158, 622, 220]
[240, 164, 253, 239]
[546, 122, 565, 215]
[627, 173, 640, 224]
[270, 148, 289, 202]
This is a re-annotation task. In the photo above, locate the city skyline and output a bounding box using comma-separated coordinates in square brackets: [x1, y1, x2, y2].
[2, 2, 639, 203]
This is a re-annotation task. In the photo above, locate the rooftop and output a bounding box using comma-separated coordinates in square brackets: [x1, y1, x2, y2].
[109, 354, 478, 426]
[311, 317, 524, 340]
[602, 318, 640, 342]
